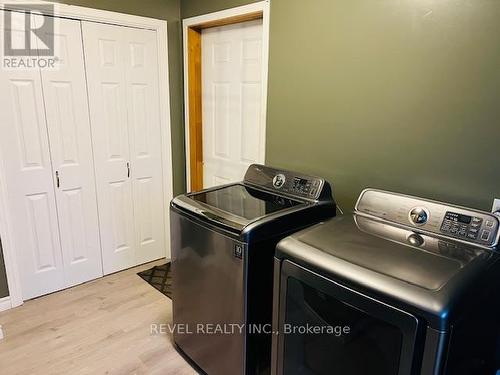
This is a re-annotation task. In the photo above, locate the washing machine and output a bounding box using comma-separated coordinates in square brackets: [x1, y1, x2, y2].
[272, 189, 500, 375]
[170, 164, 336, 375]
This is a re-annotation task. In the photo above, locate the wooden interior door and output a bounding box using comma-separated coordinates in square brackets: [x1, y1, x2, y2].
[39, 17, 103, 286]
[0, 11, 65, 299]
[189, 18, 265, 189]
[83, 22, 165, 274]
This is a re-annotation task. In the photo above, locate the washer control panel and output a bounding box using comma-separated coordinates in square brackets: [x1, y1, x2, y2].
[289, 177, 322, 198]
[440, 212, 497, 243]
[270, 174, 323, 199]
[244, 164, 326, 200]
[356, 189, 499, 247]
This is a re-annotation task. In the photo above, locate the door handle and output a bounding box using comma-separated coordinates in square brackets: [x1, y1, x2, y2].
[55, 171, 60, 188]
[127, 162, 131, 178]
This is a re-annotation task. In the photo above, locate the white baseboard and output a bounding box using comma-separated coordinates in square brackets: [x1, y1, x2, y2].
[0, 296, 11, 312]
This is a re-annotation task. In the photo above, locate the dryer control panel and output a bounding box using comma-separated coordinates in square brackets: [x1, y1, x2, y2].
[355, 189, 499, 248]
[243, 164, 328, 201]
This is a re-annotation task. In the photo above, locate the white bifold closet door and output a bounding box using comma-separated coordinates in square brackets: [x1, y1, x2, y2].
[0, 14, 102, 299]
[40, 18, 103, 286]
[82, 22, 166, 275]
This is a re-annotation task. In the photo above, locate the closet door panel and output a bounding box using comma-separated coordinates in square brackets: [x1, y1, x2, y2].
[124, 28, 166, 265]
[82, 22, 135, 274]
[40, 17, 103, 285]
[0, 11, 65, 299]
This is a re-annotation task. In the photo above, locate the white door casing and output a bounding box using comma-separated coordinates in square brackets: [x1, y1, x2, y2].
[39, 17, 103, 286]
[201, 19, 265, 188]
[83, 22, 166, 274]
[0, 11, 65, 299]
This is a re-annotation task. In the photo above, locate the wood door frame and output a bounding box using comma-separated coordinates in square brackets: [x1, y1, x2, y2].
[0, 0, 174, 309]
[183, 1, 270, 192]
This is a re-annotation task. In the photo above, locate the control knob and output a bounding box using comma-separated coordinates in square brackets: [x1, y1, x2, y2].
[409, 207, 429, 226]
[407, 233, 424, 247]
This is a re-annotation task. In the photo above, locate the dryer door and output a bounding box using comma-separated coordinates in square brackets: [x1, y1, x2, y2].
[274, 260, 419, 375]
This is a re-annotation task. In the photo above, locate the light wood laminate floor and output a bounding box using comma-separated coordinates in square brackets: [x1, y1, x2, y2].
[0, 261, 197, 375]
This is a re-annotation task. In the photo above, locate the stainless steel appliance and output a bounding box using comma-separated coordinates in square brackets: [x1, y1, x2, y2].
[272, 189, 500, 375]
[170, 164, 336, 375]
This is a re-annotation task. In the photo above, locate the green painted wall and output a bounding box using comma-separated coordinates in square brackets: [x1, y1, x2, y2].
[55, 0, 186, 196]
[182, 0, 500, 212]
[0, 241, 8, 298]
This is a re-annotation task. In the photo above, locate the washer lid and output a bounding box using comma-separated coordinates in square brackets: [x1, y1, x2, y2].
[172, 183, 305, 233]
[190, 184, 302, 220]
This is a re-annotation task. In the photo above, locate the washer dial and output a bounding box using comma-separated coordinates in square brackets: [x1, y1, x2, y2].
[409, 207, 429, 225]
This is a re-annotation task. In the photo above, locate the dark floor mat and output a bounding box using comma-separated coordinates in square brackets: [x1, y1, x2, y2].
[137, 262, 172, 299]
